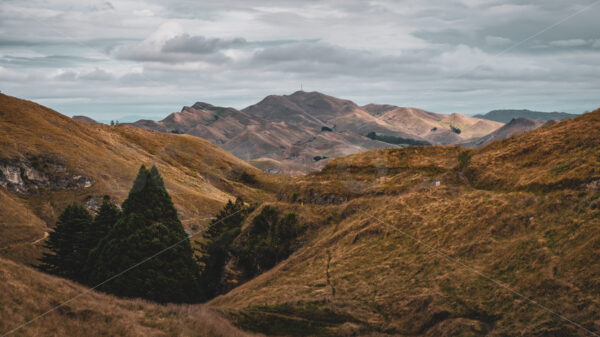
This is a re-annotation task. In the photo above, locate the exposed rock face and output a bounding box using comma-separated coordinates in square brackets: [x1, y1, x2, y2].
[0, 156, 93, 193]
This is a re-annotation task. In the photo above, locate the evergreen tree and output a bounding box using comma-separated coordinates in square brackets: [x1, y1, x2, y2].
[198, 197, 251, 300]
[39, 204, 93, 282]
[81, 196, 120, 284]
[87, 165, 201, 303]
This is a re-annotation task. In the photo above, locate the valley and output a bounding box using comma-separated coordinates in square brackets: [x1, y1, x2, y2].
[1, 94, 599, 336]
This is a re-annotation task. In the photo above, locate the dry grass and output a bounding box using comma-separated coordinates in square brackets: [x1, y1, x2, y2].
[0, 94, 283, 264]
[0, 257, 262, 337]
[210, 111, 600, 336]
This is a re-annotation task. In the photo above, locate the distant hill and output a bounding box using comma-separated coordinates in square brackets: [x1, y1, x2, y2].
[474, 109, 578, 123]
[462, 117, 547, 147]
[72, 115, 99, 124]
[128, 91, 502, 173]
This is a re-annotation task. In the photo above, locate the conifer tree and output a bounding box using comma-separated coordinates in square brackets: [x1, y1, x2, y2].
[198, 197, 250, 300]
[80, 196, 120, 284]
[39, 204, 93, 282]
[87, 165, 201, 303]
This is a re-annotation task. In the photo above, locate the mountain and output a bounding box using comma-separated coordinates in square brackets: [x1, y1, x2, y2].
[72, 115, 99, 124]
[0, 93, 278, 265]
[461, 117, 546, 147]
[0, 257, 257, 336]
[129, 91, 503, 173]
[474, 109, 578, 123]
[208, 110, 600, 336]
[4, 93, 599, 337]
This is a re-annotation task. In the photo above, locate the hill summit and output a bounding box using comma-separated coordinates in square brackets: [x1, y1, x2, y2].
[129, 91, 503, 174]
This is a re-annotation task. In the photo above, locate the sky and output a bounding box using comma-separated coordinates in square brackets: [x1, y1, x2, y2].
[1, 0, 599, 121]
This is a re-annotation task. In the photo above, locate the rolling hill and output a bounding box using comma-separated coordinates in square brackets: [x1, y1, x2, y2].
[474, 109, 578, 123]
[0, 93, 279, 265]
[0, 257, 260, 337]
[2, 94, 599, 336]
[206, 109, 600, 336]
[128, 91, 503, 174]
[461, 117, 547, 147]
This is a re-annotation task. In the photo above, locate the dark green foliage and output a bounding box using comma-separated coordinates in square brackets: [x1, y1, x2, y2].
[366, 131, 431, 146]
[240, 171, 257, 184]
[321, 126, 333, 132]
[314, 156, 328, 162]
[87, 165, 201, 303]
[237, 206, 299, 279]
[198, 198, 253, 300]
[450, 125, 462, 134]
[85, 197, 120, 253]
[39, 204, 93, 282]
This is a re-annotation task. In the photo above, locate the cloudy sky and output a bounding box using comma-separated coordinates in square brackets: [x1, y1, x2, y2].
[1, 0, 599, 121]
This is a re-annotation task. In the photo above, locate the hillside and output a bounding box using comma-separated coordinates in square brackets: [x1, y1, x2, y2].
[0, 94, 279, 265]
[474, 109, 578, 123]
[462, 117, 546, 147]
[208, 110, 600, 336]
[0, 257, 260, 337]
[129, 91, 503, 173]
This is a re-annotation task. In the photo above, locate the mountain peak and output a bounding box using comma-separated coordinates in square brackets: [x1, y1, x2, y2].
[191, 102, 215, 110]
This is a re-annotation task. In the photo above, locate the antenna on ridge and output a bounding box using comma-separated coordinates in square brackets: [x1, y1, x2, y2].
[301, 83, 303, 91]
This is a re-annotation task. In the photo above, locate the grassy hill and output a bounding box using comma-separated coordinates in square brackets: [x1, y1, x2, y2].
[0, 257, 260, 337]
[209, 110, 600, 336]
[0, 93, 280, 265]
[2, 94, 599, 336]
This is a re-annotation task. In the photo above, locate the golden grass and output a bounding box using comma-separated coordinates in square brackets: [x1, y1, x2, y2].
[0, 257, 262, 337]
[210, 112, 600, 336]
[0, 93, 283, 264]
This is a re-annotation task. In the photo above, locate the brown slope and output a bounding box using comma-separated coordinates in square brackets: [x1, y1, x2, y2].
[72, 115, 99, 124]
[462, 117, 546, 147]
[464, 109, 600, 191]
[0, 257, 260, 337]
[0, 94, 278, 264]
[362, 104, 503, 144]
[210, 110, 600, 336]
[125, 91, 504, 174]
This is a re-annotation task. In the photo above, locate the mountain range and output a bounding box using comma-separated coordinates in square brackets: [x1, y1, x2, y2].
[124, 91, 503, 174]
[2, 94, 599, 336]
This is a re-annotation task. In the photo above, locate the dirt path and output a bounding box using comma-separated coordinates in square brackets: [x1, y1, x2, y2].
[31, 231, 49, 245]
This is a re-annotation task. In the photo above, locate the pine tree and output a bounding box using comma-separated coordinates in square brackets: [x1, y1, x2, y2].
[80, 196, 120, 284]
[198, 197, 250, 300]
[87, 165, 201, 303]
[39, 204, 93, 282]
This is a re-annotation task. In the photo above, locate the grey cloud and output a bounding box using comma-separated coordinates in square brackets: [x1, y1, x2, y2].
[161, 34, 247, 54]
[550, 39, 589, 47]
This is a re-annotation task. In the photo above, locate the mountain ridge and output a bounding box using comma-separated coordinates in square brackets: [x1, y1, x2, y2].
[474, 109, 578, 123]
[128, 91, 503, 173]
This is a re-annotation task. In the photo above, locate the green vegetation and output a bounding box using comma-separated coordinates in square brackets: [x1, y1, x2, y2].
[40, 165, 201, 304]
[237, 206, 300, 279]
[87, 165, 201, 303]
[366, 131, 431, 146]
[38, 204, 93, 282]
[198, 204, 301, 300]
[198, 198, 253, 300]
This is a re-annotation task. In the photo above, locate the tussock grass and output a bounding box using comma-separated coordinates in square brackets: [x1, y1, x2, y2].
[0, 257, 262, 337]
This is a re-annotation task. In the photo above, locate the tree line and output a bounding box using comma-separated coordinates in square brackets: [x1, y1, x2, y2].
[39, 165, 300, 304]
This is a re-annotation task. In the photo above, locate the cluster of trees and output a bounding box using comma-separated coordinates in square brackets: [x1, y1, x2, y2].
[198, 204, 300, 300]
[40, 165, 301, 303]
[39, 165, 201, 303]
